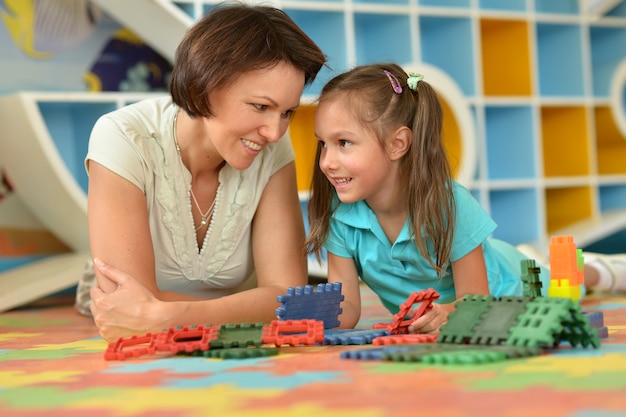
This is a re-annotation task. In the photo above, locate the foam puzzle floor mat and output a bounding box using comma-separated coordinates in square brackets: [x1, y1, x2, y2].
[1, 284, 625, 417]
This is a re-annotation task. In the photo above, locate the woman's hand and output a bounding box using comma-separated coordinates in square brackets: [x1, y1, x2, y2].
[89, 258, 163, 342]
[407, 303, 454, 334]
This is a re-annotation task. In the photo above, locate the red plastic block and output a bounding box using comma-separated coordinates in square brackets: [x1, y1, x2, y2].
[153, 324, 219, 353]
[373, 288, 440, 334]
[261, 319, 324, 347]
[104, 333, 158, 361]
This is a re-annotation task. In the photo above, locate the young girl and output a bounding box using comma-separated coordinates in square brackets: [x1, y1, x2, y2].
[306, 63, 626, 334]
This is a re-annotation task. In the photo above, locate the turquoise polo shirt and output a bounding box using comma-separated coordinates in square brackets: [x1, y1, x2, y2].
[325, 182, 545, 314]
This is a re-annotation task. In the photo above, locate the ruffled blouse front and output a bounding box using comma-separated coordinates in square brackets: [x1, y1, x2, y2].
[85, 96, 294, 298]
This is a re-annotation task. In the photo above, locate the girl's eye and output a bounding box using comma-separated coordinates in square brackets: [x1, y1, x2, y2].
[339, 139, 351, 147]
[317, 140, 327, 148]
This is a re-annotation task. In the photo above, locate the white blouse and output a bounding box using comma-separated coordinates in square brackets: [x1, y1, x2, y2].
[86, 96, 294, 298]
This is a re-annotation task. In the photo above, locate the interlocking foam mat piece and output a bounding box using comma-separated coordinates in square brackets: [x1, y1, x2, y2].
[1, 286, 625, 417]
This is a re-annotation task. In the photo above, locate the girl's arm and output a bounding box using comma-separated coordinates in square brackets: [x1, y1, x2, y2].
[326, 252, 362, 328]
[89, 162, 308, 342]
[408, 244, 490, 333]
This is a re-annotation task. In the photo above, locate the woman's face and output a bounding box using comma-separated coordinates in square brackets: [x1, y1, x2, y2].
[205, 61, 305, 170]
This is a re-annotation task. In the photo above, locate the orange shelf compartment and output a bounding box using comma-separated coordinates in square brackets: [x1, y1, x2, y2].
[480, 19, 532, 96]
[595, 106, 626, 175]
[545, 186, 593, 233]
[289, 105, 318, 192]
[440, 97, 463, 179]
[541, 106, 590, 177]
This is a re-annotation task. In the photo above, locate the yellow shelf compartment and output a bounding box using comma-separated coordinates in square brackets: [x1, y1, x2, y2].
[595, 105, 626, 175]
[289, 97, 465, 192]
[545, 186, 593, 233]
[480, 19, 532, 96]
[541, 105, 590, 177]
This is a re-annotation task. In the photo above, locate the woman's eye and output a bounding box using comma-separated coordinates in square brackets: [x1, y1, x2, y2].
[253, 104, 268, 111]
[282, 110, 295, 119]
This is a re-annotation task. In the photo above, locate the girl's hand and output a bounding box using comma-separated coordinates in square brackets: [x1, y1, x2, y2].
[89, 258, 162, 342]
[406, 303, 453, 334]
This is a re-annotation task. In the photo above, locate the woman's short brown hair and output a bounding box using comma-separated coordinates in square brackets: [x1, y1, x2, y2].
[169, 2, 327, 118]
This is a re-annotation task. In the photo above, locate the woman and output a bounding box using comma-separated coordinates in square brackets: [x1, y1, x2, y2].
[76, 3, 327, 342]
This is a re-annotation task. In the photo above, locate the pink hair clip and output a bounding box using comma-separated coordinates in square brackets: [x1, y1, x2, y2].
[384, 70, 403, 94]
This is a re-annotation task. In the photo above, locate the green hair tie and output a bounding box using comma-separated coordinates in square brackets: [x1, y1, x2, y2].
[407, 72, 424, 91]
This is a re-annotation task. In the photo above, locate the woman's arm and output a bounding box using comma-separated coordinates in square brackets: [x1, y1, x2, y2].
[89, 161, 308, 342]
[326, 252, 361, 329]
[88, 161, 160, 295]
[408, 244, 490, 333]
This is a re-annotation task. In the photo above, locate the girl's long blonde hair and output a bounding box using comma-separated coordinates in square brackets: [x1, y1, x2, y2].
[306, 63, 455, 275]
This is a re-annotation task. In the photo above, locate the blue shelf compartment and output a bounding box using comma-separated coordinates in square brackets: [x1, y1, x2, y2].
[606, 1, 626, 17]
[599, 183, 626, 212]
[484, 104, 537, 180]
[536, 23, 585, 97]
[37, 100, 118, 194]
[418, 15, 476, 96]
[535, 0, 579, 14]
[283, 8, 348, 97]
[479, 0, 526, 12]
[354, 11, 412, 65]
[590, 25, 626, 97]
[419, 0, 470, 8]
[489, 187, 541, 245]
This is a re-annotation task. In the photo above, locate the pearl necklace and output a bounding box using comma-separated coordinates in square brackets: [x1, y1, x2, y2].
[173, 110, 215, 232]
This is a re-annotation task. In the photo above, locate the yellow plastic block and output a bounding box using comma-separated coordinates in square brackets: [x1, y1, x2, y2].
[548, 283, 582, 300]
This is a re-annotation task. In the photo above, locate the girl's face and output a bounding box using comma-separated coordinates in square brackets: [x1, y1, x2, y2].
[205, 61, 305, 170]
[315, 96, 397, 206]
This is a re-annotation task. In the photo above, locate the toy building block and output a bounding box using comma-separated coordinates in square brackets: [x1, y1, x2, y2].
[342, 343, 542, 365]
[105, 333, 158, 361]
[208, 322, 265, 349]
[437, 294, 495, 344]
[153, 324, 218, 354]
[383, 344, 542, 365]
[323, 328, 389, 345]
[507, 296, 599, 348]
[466, 296, 531, 345]
[341, 345, 417, 361]
[583, 311, 608, 338]
[186, 347, 279, 359]
[549, 235, 584, 288]
[262, 319, 325, 347]
[373, 288, 440, 334]
[437, 293, 599, 349]
[372, 334, 438, 345]
[106, 322, 266, 360]
[276, 282, 344, 329]
[521, 259, 543, 297]
[548, 280, 582, 300]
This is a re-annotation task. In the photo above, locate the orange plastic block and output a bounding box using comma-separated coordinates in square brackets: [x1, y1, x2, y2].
[549, 235, 584, 285]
